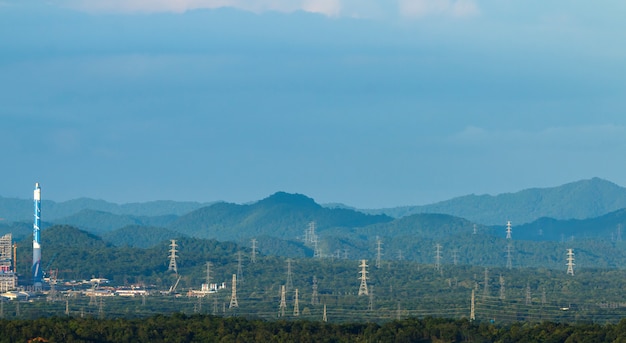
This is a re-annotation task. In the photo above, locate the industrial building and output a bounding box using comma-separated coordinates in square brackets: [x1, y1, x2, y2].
[0, 233, 17, 292]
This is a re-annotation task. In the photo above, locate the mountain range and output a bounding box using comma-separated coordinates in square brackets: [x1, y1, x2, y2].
[364, 177, 626, 224]
[2, 178, 626, 270]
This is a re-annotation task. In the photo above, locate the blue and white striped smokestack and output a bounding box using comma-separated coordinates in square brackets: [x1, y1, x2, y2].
[33, 182, 43, 289]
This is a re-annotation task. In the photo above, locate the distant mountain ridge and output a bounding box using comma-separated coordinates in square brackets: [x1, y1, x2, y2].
[168, 192, 394, 241]
[364, 178, 626, 225]
[2, 177, 626, 229]
[0, 196, 212, 222]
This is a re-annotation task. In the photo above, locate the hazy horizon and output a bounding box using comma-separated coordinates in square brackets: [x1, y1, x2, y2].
[2, 1, 625, 208]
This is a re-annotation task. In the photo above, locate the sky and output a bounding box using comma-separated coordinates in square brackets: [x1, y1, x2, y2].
[1, 1, 626, 208]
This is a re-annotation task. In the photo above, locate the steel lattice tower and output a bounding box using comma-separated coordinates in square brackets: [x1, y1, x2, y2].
[506, 243, 513, 269]
[168, 240, 178, 274]
[483, 268, 489, 296]
[293, 289, 300, 316]
[368, 285, 374, 311]
[236, 251, 244, 283]
[525, 283, 532, 306]
[311, 276, 319, 305]
[499, 275, 505, 300]
[470, 290, 475, 321]
[435, 244, 442, 271]
[358, 259, 369, 296]
[285, 259, 293, 292]
[566, 249, 575, 275]
[506, 221, 512, 239]
[279, 285, 286, 317]
[229, 274, 238, 308]
[251, 239, 257, 263]
[375, 237, 383, 268]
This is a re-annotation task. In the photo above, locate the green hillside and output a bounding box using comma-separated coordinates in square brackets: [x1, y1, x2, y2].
[102, 225, 186, 248]
[13, 225, 626, 324]
[496, 208, 626, 242]
[168, 192, 393, 241]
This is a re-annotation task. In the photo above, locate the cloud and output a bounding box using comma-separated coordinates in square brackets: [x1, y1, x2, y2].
[63, 0, 477, 18]
[450, 124, 626, 151]
[398, 0, 479, 18]
[66, 0, 342, 16]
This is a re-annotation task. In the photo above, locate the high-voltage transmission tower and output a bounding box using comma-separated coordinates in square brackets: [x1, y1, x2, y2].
[617, 224, 623, 242]
[305, 221, 322, 258]
[229, 274, 238, 308]
[358, 259, 369, 296]
[368, 285, 375, 311]
[323, 303, 327, 322]
[506, 244, 513, 270]
[285, 259, 294, 292]
[250, 239, 257, 263]
[506, 221, 512, 239]
[525, 283, 532, 306]
[452, 249, 459, 266]
[236, 251, 244, 283]
[279, 285, 286, 317]
[375, 237, 383, 268]
[566, 248, 575, 275]
[434, 244, 442, 271]
[470, 290, 475, 321]
[499, 275, 506, 300]
[293, 289, 300, 316]
[311, 276, 319, 305]
[473, 224, 478, 235]
[168, 240, 178, 275]
[483, 268, 489, 296]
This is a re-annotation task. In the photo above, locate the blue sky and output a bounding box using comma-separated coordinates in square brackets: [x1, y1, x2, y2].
[1, 1, 625, 208]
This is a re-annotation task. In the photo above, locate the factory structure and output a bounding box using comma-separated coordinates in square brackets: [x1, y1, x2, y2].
[0, 233, 18, 292]
[1, 183, 45, 293]
[33, 182, 43, 290]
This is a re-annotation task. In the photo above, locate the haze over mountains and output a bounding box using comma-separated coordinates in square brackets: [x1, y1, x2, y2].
[2, 178, 625, 225]
[3, 177, 626, 269]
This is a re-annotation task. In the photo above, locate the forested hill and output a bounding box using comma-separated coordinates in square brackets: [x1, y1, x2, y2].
[367, 178, 626, 225]
[168, 192, 394, 241]
[510, 208, 626, 241]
